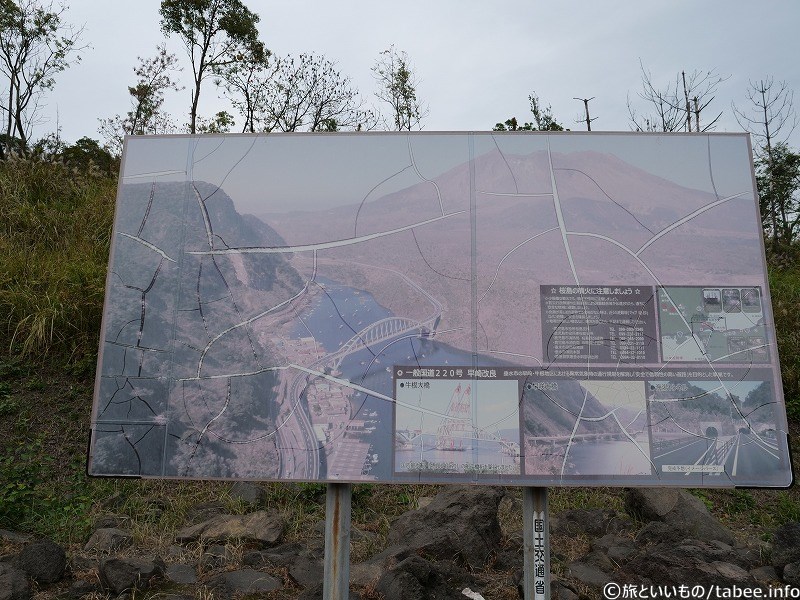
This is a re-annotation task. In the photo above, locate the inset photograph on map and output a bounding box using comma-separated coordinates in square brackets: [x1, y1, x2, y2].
[393, 370, 521, 477]
[657, 286, 768, 363]
[702, 289, 721, 312]
[722, 288, 742, 313]
[742, 287, 762, 313]
[647, 379, 785, 484]
[522, 379, 651, 477]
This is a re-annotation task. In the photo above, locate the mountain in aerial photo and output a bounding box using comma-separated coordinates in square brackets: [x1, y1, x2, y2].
[95, 180, 305, 478]
[260, 147, 762, 363]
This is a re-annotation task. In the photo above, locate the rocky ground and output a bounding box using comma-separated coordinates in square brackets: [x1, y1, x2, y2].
[1, 484, 799, 600]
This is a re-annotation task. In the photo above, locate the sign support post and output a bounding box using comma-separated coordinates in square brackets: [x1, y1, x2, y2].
[523, 487, 550, 600]
[323, 482, 352, 600]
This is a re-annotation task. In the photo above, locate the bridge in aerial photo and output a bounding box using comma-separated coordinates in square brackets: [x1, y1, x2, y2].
[328, 315, 438, 370]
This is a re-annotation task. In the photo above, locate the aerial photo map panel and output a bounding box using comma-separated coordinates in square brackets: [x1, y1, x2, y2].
[89, 131, 792, 488]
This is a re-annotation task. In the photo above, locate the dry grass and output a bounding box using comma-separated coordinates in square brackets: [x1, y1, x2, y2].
[0, 156, 116, 364]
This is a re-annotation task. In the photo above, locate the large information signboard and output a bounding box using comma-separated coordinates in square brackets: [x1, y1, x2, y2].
[89, 132, 791, 487]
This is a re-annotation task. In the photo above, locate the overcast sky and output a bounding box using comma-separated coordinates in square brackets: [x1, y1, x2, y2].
[31, 1, 800, 149]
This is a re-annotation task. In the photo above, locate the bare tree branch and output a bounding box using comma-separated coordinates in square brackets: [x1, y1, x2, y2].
[733, 78, 798, 245]
[372, 45, 428, 131]
[98, 44, 182, 155]
[258, 53, 378, 133]
[628, 60, 728, 133]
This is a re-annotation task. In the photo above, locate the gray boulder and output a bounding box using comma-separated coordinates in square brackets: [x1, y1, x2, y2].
[386, 485, 504, 568]
[15, 539, 65, 583]
[667, 539, 752, 570]
[359, 545, 416, 572]
[69, 554, 98, 573]
[711, 561, 752, 583]
[65, 579, 98, 598]
[750, 565, 780, 587]
[772, 522, 800, 571]
[592, 533, 633, 553]
[184, 501, 225, 525]
[0, 563, 30, 600]
[165, 563, 197, 585]
[99, 557, 163, 594]
[375, 555, 466, 600]
[206, 569, 282, 594]
[350, 561, 384, 587]
[567, 561, 613, 588]
[552, 580, 580, 600]
[621, 539, 756, 587]
[229, 482, 266, 506]
[625, 488, 735, 545]
[567, 550, 616, 589]
[262, 541, 318, 562]
[93, 515, 127, 530]
[176, 510, 285, 546]
[350, 545, 418, 588]
[783, 562, 800, 585]
[241, 542, 323, 589]
[286, 555, 324, 588]
[635, 521, 690, 546]
[84, 528, 134, 553]
[553, 508, 633, 538]
[200, 544, 233, 570]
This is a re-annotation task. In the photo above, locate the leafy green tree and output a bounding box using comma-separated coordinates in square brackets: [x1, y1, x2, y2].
[493, 117, 533, 132]
[61, 136, 117, 175]
[529, 93, 564, 131]
[756, 143, 800, 248]
[0, 0, 83, 156]
[98, 44, 182, 155]
[372, 46, 427, 131]
[195, 109, 234, 133]
[494, 93, 564, 132]
[159, 0, 263, 134]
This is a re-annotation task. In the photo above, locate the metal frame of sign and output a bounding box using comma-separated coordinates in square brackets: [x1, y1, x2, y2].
[89, 131, 792, 490]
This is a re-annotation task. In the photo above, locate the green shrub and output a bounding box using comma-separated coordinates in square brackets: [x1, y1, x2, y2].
[0, 438, 50, 528]
[0, 381, 17, 415]
[0, 435, 95, 541]
[769, 257, 800, 421]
